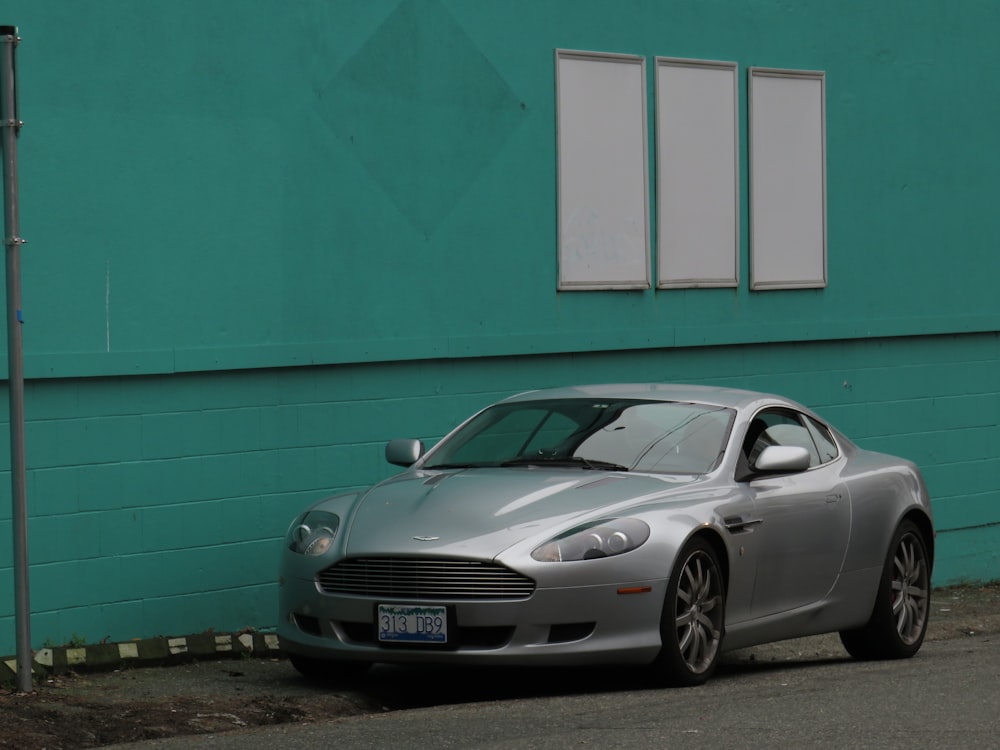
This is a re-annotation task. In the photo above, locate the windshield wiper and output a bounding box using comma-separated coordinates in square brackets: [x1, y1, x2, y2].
[422, 462, 489, 470]
[501, 456, 629, 471]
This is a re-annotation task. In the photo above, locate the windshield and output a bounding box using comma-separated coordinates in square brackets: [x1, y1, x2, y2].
[422, 398, 734, 474]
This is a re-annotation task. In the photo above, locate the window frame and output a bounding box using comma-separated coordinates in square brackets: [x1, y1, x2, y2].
[655, 57, 740, 289]
[555, 49, 651, 291]
[748, 67, 828, 290]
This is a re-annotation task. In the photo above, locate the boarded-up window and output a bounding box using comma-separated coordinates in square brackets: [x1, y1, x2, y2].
[749, 68, 826, 289]
[656, 58, 739, 288]
[556, 50, 650, 290]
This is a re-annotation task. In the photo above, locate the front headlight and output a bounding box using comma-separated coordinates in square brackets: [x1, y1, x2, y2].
[531, 518, 650, 562]
[286, 510, 340, 556]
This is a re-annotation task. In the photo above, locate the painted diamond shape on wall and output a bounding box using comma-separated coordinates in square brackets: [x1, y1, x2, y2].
[319, 0, 525, 236]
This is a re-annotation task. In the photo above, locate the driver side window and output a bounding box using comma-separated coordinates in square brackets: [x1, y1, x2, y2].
[741, 409, 821, 470]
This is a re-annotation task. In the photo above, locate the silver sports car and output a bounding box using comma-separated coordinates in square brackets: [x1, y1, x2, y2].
[278, 384, 934, 686]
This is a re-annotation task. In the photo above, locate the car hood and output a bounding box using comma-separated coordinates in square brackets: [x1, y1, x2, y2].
[342, 468, 701, 558]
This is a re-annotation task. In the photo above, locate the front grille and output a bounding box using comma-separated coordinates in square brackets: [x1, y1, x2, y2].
[318, 557, 536, 600]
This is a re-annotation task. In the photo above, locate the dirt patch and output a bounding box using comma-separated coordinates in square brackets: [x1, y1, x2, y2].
[1, 692, 315, 749]
[2, 583, 998, 750]
[924, 582, 1000, 639]
[0, 658, 382, 750]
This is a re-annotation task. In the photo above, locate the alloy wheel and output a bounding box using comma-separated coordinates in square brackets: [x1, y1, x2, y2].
[892, 531, 929, 645]
[674, 550, 724, 674]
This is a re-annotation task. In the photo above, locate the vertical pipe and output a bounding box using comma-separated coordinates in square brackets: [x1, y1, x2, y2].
[0, 25, 31, 694]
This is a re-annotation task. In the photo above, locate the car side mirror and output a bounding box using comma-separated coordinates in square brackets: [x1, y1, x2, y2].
[754, 445, 810, 474]
[385, 438, 425, 467]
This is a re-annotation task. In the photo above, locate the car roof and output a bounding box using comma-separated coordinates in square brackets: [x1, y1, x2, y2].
[501, 384, 791, 411]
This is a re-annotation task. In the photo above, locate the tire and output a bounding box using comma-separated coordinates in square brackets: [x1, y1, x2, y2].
[839, 520, 930, 660]
[288, 654, 371, 683]
[652, 537, 726, 687]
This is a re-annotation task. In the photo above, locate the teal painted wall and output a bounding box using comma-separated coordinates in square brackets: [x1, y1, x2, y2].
[2, 333, 998, 653]
[1, 0, 998, 376]
[0, 1, 998, 652]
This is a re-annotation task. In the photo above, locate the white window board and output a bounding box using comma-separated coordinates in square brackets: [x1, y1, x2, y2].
[655, 58, 739, 288]
[749, 68, 827, 290]
[556, 50, 650, 290]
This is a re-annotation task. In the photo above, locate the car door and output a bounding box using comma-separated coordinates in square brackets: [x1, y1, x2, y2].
[739, 409, 852, 618]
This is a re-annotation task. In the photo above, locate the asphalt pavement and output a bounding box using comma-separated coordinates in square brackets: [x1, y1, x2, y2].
[98, 632, 1000, 750]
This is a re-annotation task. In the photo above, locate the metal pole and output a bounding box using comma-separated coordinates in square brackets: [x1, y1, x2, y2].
[0, 24, 31, 693]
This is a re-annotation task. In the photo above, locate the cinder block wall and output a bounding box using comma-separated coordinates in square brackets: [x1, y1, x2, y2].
[1, 331, 997, 653]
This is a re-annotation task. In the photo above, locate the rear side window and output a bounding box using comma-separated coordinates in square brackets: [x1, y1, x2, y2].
[805, 416, 839, 463]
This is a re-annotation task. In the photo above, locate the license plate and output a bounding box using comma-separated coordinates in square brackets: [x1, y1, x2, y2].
[377, 604, 448, 644]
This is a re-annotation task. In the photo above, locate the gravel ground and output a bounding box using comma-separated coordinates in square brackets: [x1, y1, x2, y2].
[2, 583, 998, 750]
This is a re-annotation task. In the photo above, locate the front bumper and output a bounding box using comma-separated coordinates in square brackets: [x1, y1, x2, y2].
[277, 572, 667, 667]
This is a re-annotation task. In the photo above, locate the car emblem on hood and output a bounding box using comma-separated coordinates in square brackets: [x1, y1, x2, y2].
[413, 535, 440, 542]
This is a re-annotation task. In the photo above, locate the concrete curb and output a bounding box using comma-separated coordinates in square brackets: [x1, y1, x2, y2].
[1, 631, 281, 685]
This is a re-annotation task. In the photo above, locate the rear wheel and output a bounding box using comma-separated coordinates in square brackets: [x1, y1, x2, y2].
[652, 538, 725, 686]
[839, 520, 930, 660]
[288, 654, 371, 683]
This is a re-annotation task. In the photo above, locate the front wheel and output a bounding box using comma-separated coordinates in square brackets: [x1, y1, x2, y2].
[651, 538, 726, 687]
[839, 519, 930, 660]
